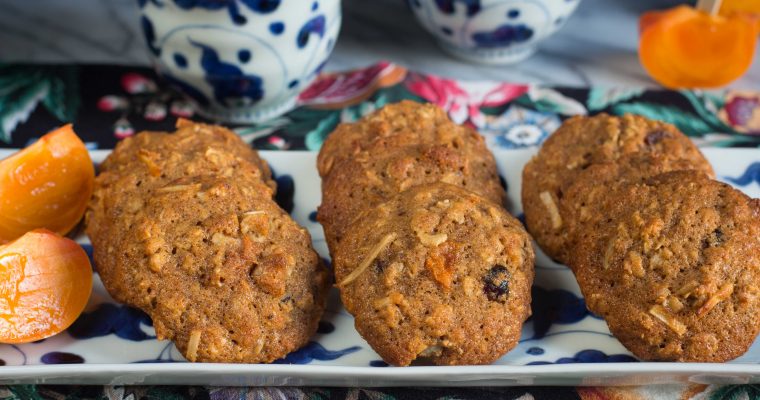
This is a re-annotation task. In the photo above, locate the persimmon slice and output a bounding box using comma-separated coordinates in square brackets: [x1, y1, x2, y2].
[639, 5, 758, 88]
[0, 125, 94, 242]
[0, 229, 92, 343]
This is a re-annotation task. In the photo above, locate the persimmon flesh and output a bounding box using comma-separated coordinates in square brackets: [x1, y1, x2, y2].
[639, 5, 758, 88]
[0, 125, 94, 242]
[0, 229, 92, 343]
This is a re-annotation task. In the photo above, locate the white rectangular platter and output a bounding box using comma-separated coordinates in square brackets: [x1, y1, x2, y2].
[1, 148, 759, 386]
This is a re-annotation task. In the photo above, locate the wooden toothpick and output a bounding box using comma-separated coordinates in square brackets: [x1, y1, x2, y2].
[696, 0, 723, 15]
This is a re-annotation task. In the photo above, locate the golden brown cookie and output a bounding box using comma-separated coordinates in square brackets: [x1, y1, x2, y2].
[521, 113, 713, 263]
[90, 175, 329, 363]
[560, 153, 714, 269]
[316, 100, 494, 179]
[87, 121, 328, 363]
[333, 183, 534, 366]
[98, 119, 275, 192]
[318, 143, 505, 247]
[87, 122, 276, 244]
[572, 171, 760, 362]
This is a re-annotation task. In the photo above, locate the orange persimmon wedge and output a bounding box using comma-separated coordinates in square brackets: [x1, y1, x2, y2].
[721, 0, 760, 16]
[639, 5, 758, 88]
[0, 229, 92, 343]
[0, 125, 94, 242]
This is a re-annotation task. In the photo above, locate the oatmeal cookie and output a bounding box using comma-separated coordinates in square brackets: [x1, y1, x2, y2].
[98, 119, 274, 191]
[316, 100, 495, 179]
[560, 153, 714, 269]
[521, 113, 713, 263]
[318, 143, 504, 247]
[89, 175, 329, 363]
[332, 183, 534, 366]
[87, 121, 327, 363]
[572, 171, 760, 362]
[87, 121, 275, 243]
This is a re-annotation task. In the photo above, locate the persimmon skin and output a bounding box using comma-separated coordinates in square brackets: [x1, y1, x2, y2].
[0, 125, 94, 242]
[0, 229, 92, 343]
[639, 5, 758, 89]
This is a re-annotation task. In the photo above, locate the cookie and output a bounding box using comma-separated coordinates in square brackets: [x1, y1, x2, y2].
[316, 100, 494, 179]
[89, 174, 329, 363]
[332, 183, 534, 366]
[521, 113, 713, 263]
[318, 143, 505, 247]
[572, 171, 760, 362]
[87, 121, 327, 363]
[99, 119, 275, 192]
[87, 123, 276, 243]
[560, 153, 714, 269]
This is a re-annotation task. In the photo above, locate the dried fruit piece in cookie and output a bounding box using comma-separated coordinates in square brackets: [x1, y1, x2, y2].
[333, 183, 534, 366]
[573, 171, 760, 362]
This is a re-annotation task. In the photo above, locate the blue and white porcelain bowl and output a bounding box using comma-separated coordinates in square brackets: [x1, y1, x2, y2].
[139, 0, 341, 123]
[409, 0, 581, 65]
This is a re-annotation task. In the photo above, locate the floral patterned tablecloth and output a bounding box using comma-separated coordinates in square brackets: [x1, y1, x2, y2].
[1, 62, 759, 400]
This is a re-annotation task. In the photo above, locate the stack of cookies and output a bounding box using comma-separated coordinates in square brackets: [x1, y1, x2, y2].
[523, 114, 760, 362]
[86, 120, 330, 363]
[318, 101, 535, 366]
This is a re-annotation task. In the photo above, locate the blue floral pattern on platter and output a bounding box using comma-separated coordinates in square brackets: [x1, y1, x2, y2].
[726, 162, 760, 187]
[527, 350, 638, 365]
[2, 148, 760, 369]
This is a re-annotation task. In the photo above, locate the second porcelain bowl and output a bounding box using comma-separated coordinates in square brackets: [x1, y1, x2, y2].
[409, 0, 581, 65]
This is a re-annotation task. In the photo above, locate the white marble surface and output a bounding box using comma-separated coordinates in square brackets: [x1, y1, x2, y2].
[0, 0, 758, 88]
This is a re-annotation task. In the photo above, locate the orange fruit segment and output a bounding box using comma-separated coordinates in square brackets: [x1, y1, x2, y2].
[0, 229, 92, 343]
[639, 5, 758, 88]
[0, 125, 94, 242]
[721, 0, 760, 16]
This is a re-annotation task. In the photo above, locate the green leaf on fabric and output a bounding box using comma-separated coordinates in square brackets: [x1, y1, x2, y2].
[0, 79, 49, 143]
[359, 389, 396, 400]
[611, 102, 715, 136]
[42, 67, 80, 122]
[708, 384, 760, 400]
[587, 87, 645, 111]
[0, 65, 81, 143]
[516, 87, 586, 116]
[680, 90, 736, 134]
[235, 117, 291, 143]
[4, 385, 43, 400]
[305, 111, 341, 151]
[282, 108, 339, 140]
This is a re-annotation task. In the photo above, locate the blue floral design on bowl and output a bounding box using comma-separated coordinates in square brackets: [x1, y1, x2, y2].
[408, 0, 581, 64]
[138, 0, 342, 123]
